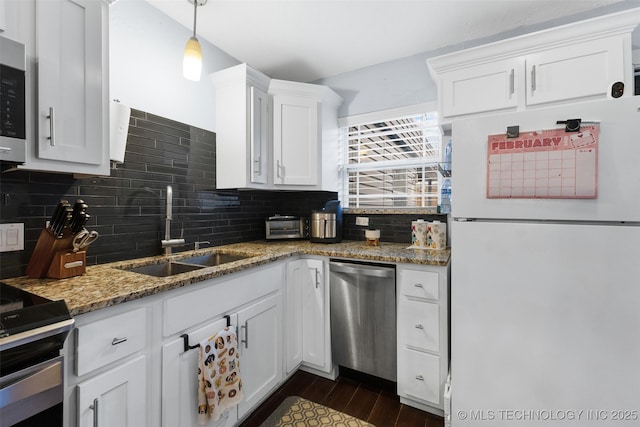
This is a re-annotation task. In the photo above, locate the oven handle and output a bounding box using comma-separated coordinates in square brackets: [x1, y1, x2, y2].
[0, 356, 63, 409]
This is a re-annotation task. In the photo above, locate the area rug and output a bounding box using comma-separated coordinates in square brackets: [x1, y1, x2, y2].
[259, 396, 375, 427]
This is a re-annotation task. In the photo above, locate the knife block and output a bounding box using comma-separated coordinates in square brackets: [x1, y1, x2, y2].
[47, 250, 86, 279]
[26, 229, 74, 278]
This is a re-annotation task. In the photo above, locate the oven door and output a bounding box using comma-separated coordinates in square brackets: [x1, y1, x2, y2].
[0, 355, 64, 427]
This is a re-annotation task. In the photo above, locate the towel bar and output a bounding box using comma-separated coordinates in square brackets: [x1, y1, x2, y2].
[181, 315, 232, 353]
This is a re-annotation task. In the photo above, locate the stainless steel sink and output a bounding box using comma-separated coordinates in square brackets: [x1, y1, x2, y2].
[124, 261, 205, 277]
[123, 252, 252, 277]
[179, 253, 251, 267]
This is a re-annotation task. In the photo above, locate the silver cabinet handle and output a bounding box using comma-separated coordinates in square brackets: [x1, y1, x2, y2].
[111, 337, 128, 346]
[315, 268, 320, 288]
[241, 322, 248, 348]
[509, 68, 515, 95]
[415, 375, 424, 381]
[414, 283, 423, 288]
[90, 398, 99, 426]
[0, 146, 12, 153]
[253, 156, 261, 175]
[47, 107, 56, 146]
[531, 65, 536, 92]
[415, 324, 424, 329]
[276, 160, 283, 178]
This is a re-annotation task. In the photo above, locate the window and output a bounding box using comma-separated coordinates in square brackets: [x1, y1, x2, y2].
[339, 110, 443, 209]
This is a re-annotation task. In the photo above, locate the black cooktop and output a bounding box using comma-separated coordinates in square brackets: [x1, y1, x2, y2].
[0, 282, 72, 339]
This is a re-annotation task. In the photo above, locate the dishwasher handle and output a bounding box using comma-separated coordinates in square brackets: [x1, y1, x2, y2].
[329, 261, 395, 278]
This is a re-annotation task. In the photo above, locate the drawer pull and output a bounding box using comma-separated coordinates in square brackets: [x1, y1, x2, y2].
[414, 283, 423, 288]
[415, 375, 424, 381]
[111, 337, 128, 346]
[415, 324, 424, 329]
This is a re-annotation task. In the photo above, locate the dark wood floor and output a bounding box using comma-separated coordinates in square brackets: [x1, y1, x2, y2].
[239, 368, 444, 427]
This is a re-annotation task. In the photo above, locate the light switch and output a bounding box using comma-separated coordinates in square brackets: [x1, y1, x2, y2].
[7, 229, 18, 245]
[0, 223, 24, 252]
[355, 216, 369, 227]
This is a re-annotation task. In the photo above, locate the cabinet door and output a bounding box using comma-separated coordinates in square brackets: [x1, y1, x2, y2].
[526, 36, 625, 106]
[301, 258, 326, 368]
[77, 356, 147, 427]
[36, 0, 107, 169]
[440, 57, 520, 117]
[285, 259, 303, 373]
[237, 293, 283, 419]
[272, 94, 319, 186]
[250, 86, 268, 184]
[161, 317, 237, 427]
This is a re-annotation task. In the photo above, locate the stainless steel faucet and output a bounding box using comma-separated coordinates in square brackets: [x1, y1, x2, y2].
[161, 185, 185, 255]
[194, 241, 211, 251]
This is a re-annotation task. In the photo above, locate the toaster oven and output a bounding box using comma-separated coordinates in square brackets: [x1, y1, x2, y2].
[265, 215, 309, 240]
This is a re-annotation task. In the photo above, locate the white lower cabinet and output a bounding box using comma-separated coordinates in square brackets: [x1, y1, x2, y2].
[77, 356, 147, 427]
[67, 256, 450, 426]
[66, 261, 285, 427]
[285, 260, 304, 373]
[161, 316, 237, 427]
[284, 258, 332, 375]
[397, 263, 450, 416]
[301, 259, 326, 368]
[398, 349, 441, 406]
[236, 294, 283, 419]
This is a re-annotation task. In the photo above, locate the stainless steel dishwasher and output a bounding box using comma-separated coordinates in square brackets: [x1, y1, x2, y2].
[329, 260, 396, 381]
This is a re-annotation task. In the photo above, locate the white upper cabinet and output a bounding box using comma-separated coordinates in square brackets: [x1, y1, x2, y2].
[29, 0, 109, 175]
[524, 36, 626, 106]
[271, 92, 319, 186]
[439, 57, 520, 117]
[211, 66, 343, 191]
[428, 9, 640, 119]
[269, 79, 342, 191]
[211, 64, 270, 189]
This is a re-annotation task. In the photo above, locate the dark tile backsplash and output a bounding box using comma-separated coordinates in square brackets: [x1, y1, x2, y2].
[0, 110, 335, 279]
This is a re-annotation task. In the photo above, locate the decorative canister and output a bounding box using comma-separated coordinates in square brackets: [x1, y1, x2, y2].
[411, 220, 429, 247]
[426, 221, 447, 250]
[411, 220, 446, 249]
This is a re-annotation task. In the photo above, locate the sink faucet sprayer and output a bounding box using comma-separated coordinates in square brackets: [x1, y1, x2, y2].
[161, 185, 186, 255]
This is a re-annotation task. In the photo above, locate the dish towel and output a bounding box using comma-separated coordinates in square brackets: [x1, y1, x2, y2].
[197, 326, 243, 425]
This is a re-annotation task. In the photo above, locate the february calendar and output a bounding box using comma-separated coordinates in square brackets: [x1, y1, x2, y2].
[486, 125, 598, 199]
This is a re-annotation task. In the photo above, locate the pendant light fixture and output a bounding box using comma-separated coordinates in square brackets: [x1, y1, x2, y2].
[183, 0, 207, 81]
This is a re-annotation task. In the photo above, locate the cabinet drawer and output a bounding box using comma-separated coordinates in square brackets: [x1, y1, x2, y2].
[398, 348, 441, 406]
[76, 308, 147, 376]
[398, 299, 439, 352]
[399, 269, 439, 300]
[164, 263, 282, 336]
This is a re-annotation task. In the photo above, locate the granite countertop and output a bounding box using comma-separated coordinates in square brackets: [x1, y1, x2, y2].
[3, 240, 450, 316]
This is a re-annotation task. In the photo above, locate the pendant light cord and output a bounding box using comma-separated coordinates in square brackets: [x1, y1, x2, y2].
[192, 0, 198, 38]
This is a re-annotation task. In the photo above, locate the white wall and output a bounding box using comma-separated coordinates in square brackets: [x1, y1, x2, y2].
[109, 0, 239, 132]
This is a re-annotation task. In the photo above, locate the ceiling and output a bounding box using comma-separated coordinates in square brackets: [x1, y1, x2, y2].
[145, 0, 631, 82]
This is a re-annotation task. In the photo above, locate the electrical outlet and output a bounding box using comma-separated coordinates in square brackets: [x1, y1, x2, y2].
[355, 216, 369, 227]
[0, 223, 24, 252]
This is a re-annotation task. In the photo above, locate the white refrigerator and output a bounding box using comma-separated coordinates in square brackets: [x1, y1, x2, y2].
[450, 96, 640, 426]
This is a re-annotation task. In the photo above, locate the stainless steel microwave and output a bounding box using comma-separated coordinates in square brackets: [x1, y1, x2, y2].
[0, 35, 26, 165]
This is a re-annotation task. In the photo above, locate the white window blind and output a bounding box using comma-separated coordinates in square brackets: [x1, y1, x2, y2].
[340, 112, 442, 208]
